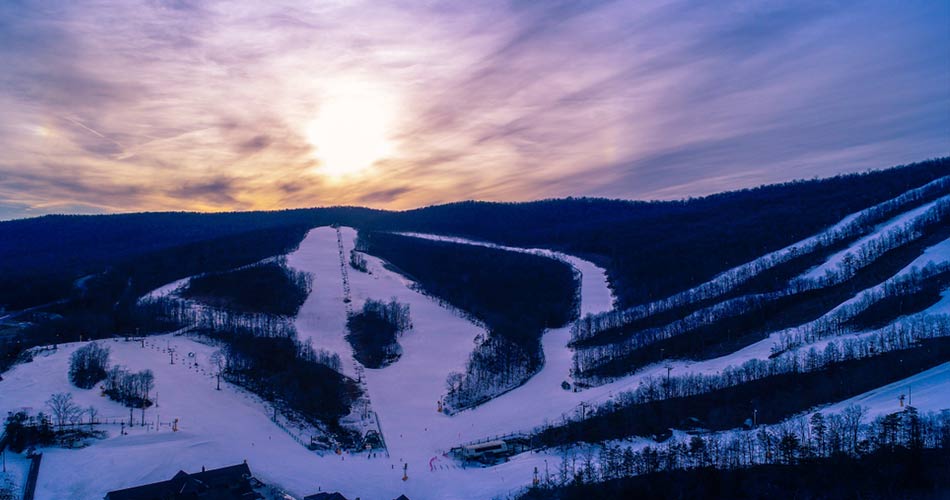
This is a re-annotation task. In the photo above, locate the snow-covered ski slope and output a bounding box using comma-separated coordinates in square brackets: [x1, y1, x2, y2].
[578, 177, 950, 332]
[820, 361, 950, 419]
[0, 331, 554, 499]
[3, 217, 949, 500]
[0, 226, 618, 500]
[799, 196, 948, 281]
[391, 232, 616, 316]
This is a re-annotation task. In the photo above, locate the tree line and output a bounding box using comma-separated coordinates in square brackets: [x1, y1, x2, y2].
[346, 298, 411, 368]
[521, 405, 950, 499]
[180, 258, 313, 317]
[526, 315, 950, 447]
[773, 263, 950, 354]
[140, 291, 356, 441]
[357, 231, 579, 412]
[103, 366, 155, 410]
[371, 160, 950, 311]
[571, 200, 949, 380]
[349, 249, 369, 273]
[588, 314, 948, 403]
[69, 342, 110, 389]
[570, 177, 950, 346]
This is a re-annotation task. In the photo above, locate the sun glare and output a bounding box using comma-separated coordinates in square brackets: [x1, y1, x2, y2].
[306, 81, 398, 179]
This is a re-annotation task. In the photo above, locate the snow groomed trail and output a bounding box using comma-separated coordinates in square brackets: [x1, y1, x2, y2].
[314, 227, 621, 498]
[3, 222, 949, 500]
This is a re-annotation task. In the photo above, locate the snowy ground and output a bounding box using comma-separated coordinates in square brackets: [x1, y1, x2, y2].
[800, 197, 947, 281]
[285, 229, 358, 377]
[0, 451, 30, 500]
[0, 227, 616, 500]
[3, 223, 949, 500]
[819, 362, 950, 419]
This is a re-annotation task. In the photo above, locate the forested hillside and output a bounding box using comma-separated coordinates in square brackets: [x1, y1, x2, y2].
[0, 159, 948, 499]
[356, 231, 579, 410]
[0, 207, 381, 309]
[375, 158, 950, 308]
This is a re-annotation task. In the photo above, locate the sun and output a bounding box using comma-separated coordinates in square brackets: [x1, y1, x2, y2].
[306, 81, 398, 179]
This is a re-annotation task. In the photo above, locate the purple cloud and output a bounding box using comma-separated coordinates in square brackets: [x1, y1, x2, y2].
[0, 0, 946, 219]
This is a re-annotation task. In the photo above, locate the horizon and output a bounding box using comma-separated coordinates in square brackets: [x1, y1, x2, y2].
[1, 155, 947, 222]
[1, 1, 948, 220]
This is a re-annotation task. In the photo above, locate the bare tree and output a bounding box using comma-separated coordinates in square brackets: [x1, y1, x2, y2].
[139, 370, 155, 425]
[210, 350, 225, 390]
[842, 404, 867, 454]
[87, 406, 99, 429]
[46, 393, 81, 428]
[69, 342, 110, 389]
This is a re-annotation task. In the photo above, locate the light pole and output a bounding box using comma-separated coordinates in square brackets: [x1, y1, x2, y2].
[665, 364, 673, 398]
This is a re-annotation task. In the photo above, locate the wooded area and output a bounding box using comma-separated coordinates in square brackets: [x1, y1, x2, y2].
[357, 231, 579, 410]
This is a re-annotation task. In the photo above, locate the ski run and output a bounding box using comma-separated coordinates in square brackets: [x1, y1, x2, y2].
[2, 187, 950, 499]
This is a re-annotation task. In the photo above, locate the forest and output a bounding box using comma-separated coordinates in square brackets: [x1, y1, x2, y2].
[2, 159, 947, 379]
[571, 197, 950, 380]
[0, 224, 312, 372]
[346, 298, 411, 368]
[356, 231, 579, 410]
[136, 293, 356, 438]
[520, 444, 949, 500]
[180, 258, 313, 316]
[374, 158, 950, 308]
[520, 403, 950, 500]
[4, 160, 945, 316]
[222, 330, 358, 433]
[533, 316, 950, 447]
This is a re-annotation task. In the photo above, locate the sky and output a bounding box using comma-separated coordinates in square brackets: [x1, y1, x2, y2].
[0, 0, 947, 220]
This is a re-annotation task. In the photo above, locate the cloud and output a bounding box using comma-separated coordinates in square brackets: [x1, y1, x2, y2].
[169, 177, 241, 206]
[236, 135, 272, 154]
[357, 186, 413, 205]
[0, 0, 946, 218]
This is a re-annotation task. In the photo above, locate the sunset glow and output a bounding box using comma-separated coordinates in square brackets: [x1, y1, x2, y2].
[0, 1, 947, 220]
[306, 81, 398, 180]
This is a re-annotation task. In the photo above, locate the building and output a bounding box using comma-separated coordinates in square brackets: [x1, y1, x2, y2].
[303, 494, 348, 500]
[303, 493, 411, 500]
[104, 463, 261, 500]
[460, 440, 509, 460]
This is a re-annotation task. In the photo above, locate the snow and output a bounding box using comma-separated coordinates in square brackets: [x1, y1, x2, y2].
[4, 222, 947, 499]
[284, 229, 356, 375]
[140, 277, 189, 301]
[899, 236, 950, 277]
[392, 232, 616, 316]
[777, 234, 950, 335]
[817, 362, 950, 419]
[0, 227, 620, 500]
[507, 362, 950, 473]
[926, 289, 950, 315]
[1, 336, 329, 499]
[857, 234, 950, 301]
[800, 198, 945, 281]
[0, 451, 30, 499]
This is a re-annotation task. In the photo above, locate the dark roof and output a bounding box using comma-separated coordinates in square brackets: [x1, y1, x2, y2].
[303, 494, 348, 500]
[105, 463, 258, 500]
[394, 496, 411, 500]
[303, 493, 348, 500]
